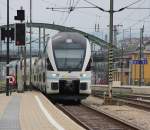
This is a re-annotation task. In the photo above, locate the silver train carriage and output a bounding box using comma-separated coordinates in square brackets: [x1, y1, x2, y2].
[32, 32, 92, 101]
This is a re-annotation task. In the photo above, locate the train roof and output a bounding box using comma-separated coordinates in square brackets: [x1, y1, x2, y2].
[51, 32, 87, 48]
[9, 60, 19, 67]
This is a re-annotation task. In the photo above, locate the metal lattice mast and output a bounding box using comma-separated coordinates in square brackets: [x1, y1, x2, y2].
[108, 0, 114, 98]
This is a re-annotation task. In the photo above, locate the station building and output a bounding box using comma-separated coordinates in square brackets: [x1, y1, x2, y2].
[131, 51, 150, 85]
[112, 55, 131, 85]
[113, 43, 150, 86]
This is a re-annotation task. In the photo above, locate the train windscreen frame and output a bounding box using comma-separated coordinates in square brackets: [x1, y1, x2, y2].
[52, 33, 87, 71]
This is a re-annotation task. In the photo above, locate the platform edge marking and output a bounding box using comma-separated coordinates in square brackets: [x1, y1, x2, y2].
[35, 95, 65, 130]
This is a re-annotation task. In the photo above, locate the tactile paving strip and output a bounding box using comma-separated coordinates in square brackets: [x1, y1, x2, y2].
[0, 96, 21, 130]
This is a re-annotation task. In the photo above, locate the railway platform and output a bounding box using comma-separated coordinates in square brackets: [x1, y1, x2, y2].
[0, 91, 85, 130]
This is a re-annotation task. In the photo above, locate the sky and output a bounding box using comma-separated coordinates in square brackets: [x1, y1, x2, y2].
[0, 0, 150, 39]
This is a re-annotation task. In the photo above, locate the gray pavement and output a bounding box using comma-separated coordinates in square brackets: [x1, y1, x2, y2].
[0, 96, 21, 130]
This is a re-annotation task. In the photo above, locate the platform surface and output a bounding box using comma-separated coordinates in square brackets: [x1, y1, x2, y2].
[0, 91, 85, 130]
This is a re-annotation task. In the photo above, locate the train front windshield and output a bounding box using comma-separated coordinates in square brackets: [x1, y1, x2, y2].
[54, 49, 85, 71]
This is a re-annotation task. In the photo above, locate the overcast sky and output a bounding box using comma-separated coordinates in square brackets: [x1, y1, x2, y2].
[0, 0, 150, 38]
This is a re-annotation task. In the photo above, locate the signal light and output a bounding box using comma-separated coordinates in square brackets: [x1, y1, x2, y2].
[1, 28, 6, 41]
[14, 10, 25, 21]
[1, 27, 14, 41]
[15, 23, 25, 46]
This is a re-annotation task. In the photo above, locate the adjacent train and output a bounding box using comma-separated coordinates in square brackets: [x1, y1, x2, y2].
[11, 32, 92, 101]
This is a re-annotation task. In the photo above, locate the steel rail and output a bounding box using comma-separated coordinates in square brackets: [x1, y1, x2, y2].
[56, 103, 141, 130]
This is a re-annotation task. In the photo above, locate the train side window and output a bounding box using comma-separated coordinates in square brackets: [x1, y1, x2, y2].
[39, 74, 41, 82]
[34, 75, 36, 81]
[43, 72, 45, 82]
[46, 58, 54, 71]
[37, 75, 38, 81]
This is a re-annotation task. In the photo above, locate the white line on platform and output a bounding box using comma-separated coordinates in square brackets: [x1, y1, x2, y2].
[35, 95, 65, 130]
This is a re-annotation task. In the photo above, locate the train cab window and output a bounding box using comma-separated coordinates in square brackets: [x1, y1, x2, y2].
[86, 58, 92, 71]
[46, 58, 54, 71]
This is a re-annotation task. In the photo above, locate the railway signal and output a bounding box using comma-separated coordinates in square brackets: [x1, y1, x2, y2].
[1, 28, 6, 41]
[14, 9, 25, 21]
[15, 23, 25, 46]
[1, 27, 14, 41]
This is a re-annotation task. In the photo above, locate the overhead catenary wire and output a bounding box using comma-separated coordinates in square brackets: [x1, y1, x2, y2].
[61, 0, 81, 25]
[45, 0, 150, 32]
[126, 14, 150, 29]
[125, 0, 143, 8]
[61, 0, 73, 25]
[82, 0, 107, 12]
[74, 0, 81, 7]
[118, 0, 146, 25]
[57, 0, 70, 25]
[83, 0, 143, 12]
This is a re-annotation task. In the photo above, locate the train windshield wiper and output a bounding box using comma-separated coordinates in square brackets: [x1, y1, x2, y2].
[63, 57, 67, 69]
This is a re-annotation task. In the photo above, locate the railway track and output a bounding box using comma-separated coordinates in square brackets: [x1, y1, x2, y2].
[115, 97, 150, 111]
[0, 84, 5, 93]
[56, 103, 141, 130]
[92, 91, 150, 111]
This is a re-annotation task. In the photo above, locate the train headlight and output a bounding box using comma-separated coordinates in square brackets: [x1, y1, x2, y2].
[80, 73, 87, 77]
[51, 73, 59, 77]
[66, 39, 72, 43]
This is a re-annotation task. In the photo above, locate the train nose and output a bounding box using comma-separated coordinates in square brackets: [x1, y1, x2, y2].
[59, 79, 80, 95]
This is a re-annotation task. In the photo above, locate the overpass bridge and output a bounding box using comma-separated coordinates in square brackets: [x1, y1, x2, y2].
[0, 22, 109, 62]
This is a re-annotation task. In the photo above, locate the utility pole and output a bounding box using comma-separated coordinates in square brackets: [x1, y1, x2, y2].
[39, 27, 41, 56]
[6, 0, 9, 96]
[139, 26, 144, 86]
[20, 46, 23, 91]
[43, 27, 46, 51]
[121, 29, 125, 85]
[130, 28, 132, 44]
[0, 40, 2, 56]
[113, 24, 123, 46]
[24, 45, 26, 90]
[121, 45, 124, 85]
[108, 0, 114, 98]
[20, 6, 26, 91]
[29, 0, 32, 90]
[0, 41, 2, 80]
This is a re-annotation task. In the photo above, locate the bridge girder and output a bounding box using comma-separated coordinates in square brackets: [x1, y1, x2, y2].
[0, 22, 109, 48]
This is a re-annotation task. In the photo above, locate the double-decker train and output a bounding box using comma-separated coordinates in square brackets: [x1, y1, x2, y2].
[11, 32, 92, 101]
